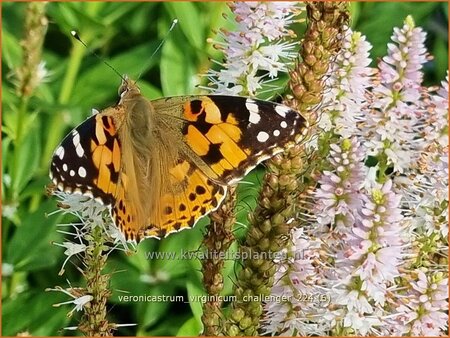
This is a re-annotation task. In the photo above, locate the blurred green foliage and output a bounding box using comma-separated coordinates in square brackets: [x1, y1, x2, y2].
[2, 2, 447, 336]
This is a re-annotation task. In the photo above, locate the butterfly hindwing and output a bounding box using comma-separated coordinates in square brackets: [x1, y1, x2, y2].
[142, 160, 226, 239]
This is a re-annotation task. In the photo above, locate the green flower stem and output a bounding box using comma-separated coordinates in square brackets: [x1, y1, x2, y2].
[201, 188, 236, 335]
[78, 226, 114, 336]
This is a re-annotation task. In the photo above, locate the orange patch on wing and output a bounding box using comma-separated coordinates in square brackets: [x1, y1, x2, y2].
[202, 100, 222, 124]
[243, 147, 251, 155]
[112, 139, 121, 172]
[210, 158, 234, 175]
[183, 101, 202, 122]
[103, 116, 116, 135]
[205, 125, 228, 144]
[186, 125, 211, 156]
[219, 140, 247, 168]
[91, 141, 102, 168]
[169, 160, 191, 184]
[90, 138, 119, 195]
[226, 113, 239, 125]
[204, 125, 247, 167]
[112, 180, 141, 242]
[142, 168, 225, 239]
[218, 123, 242, 142]
[97, 157, 112, 192]
[218, 158, 234, 170]
[95, 116, 107, 145]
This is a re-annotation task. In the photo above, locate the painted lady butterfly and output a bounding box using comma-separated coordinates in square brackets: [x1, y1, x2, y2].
[50, 77, 308, 242]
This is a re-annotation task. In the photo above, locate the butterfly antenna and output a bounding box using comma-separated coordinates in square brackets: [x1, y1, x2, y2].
[71, 30, 126, 82]
[135, 18, 178, 81]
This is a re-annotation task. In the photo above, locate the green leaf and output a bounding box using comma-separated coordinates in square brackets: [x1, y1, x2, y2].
[100, 2, 145, 27]
[6, 199, 62, 271]
[17, 176, 52, 202]
[186, 278, 205, 324]
[136, 285, 174, 328]
[2, 99, 19, 140]
[357, 3, 438, 60]
[72, 42, 161, 112]
[108, 255, 177, 328]
[165, 2, 204, 50]
[234, 168, 265, 238]
[153, 226, 204, 279]
[432, 38, 448, 81]
[1, 29, 22, 70]
[139, 81, 163, 100]
[222, 241, 239, 296]
[176, 316, 202, 336]
[3, 291, 69, 336]
[2, 137, 12, 192]
[117, 3, 158, 35]
[10, 117, 41, 196]
[160, 37, 196, 96]
[48, 2, 108, 35]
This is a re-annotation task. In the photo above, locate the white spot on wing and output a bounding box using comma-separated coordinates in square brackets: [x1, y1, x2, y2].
[76, 144, 85, 157]
[69, 170, 75, 177]
[275, 105, 290, 118]
[280, 121, 288, 128]
[71, 130, 85, 157]
[257, 131, 269, 142]
[56, 146, 65, 160]
[62, 163, 68, 172]
[273, 130, 280, 137]
[72, 131, 80, 146]
[246, 99, 261, 124]
[78, 166, 87, 178]
[91, 108, 100, 115]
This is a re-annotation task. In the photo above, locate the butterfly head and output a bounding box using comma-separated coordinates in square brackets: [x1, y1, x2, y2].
[118, 75, 141, 99]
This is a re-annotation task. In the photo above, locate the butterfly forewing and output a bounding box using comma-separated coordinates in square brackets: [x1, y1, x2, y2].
[153, 95, 308, 184]
[50, 113, 121, 206]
